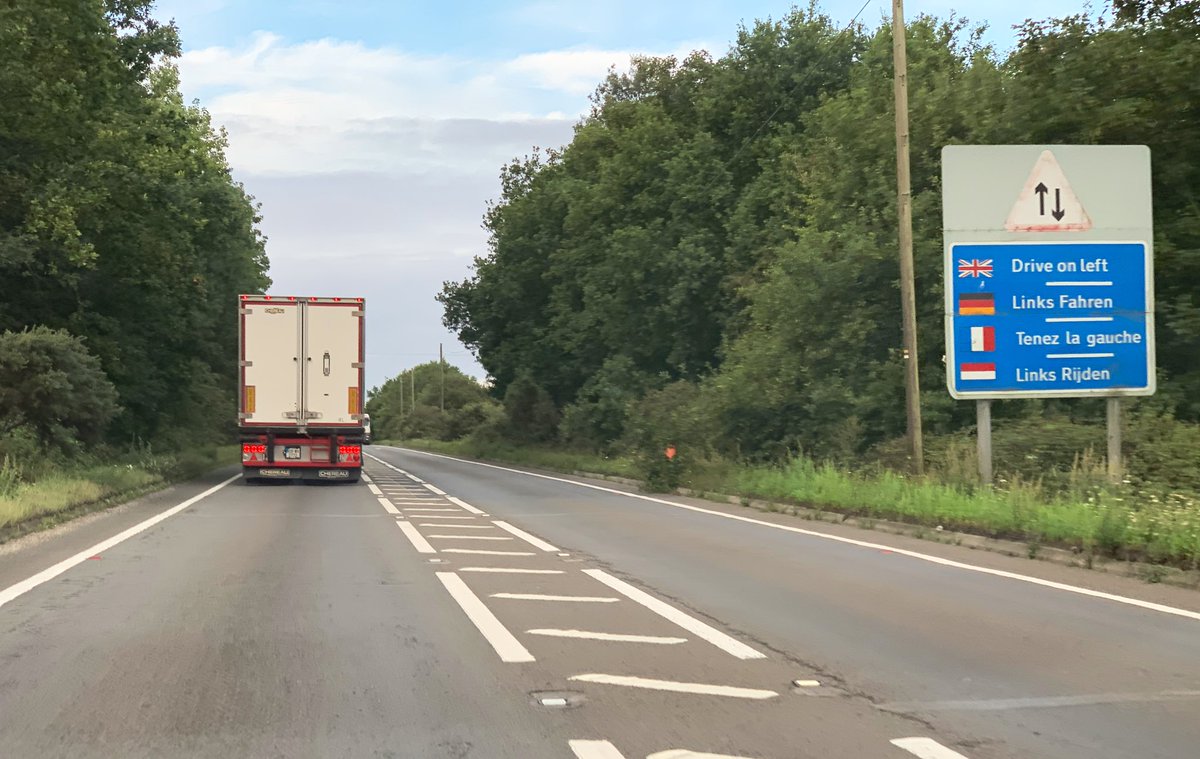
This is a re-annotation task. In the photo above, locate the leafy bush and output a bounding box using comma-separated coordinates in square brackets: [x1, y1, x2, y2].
[0, 327, 119, 450]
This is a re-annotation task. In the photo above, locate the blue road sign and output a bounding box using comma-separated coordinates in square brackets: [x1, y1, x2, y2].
[945, 241, 1155, 399]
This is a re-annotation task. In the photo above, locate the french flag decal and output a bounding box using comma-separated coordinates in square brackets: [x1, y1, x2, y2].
[970, 326, 995, 352]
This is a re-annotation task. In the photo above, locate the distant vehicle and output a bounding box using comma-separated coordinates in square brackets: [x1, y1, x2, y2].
[362, 413, 373, 445]
[238, 295, 366, 483]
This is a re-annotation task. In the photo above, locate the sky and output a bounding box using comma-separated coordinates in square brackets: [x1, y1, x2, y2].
[160, 0, 1095, 389]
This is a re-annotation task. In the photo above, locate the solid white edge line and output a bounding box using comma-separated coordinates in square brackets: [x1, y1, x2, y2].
[395, 521, 437, 554]
[460, 567, 564, 574]
[0, 474, 240, 610]
[492, 520, 559, 551]
[394, 448, 1200, 624]
[493, 593, 618, 603]
[377, 497, 400, 515]
[569, 739, 627, 759]
[528, 629, 687, 644]
[890, 737, 972, 759]
[447, 496, 487, 515]
[442, 549, 536, 556]
[569, 674, 777, 700]
[367, 483, 382, 496]
[423, 483, 447, 495]
[436, 572, 534, 663]
[583, 569, 765, 659]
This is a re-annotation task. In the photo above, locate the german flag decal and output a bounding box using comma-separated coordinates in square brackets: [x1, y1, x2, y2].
[958, 292, 995, 315]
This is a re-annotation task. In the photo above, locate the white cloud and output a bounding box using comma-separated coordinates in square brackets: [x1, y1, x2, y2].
[172, 33, 707, 380]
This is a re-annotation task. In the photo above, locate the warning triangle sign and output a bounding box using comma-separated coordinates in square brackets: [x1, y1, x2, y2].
[1005, 150, 1092, 232]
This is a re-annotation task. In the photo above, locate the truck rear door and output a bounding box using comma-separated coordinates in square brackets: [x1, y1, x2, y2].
[303, 298, 365, 427]
[240, 298, 303, 427]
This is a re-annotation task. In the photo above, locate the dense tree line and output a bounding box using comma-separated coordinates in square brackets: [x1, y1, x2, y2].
[0, 0, 270, 458]
[439, 2, 1200, 468]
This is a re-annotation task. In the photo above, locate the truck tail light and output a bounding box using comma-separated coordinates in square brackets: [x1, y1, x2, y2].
[337, 445, 361, 464]
[242, 443, 267, 462]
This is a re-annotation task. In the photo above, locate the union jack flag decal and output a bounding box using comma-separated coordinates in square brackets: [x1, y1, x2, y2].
[957, 259, 994, 278]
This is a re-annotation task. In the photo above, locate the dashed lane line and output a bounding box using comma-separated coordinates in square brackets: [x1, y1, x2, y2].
[442, 548, 536, 556]
[403, 508, 461, 513]
[376, 497, 401, 515]
[436, 572, 534, 663]
[492, 520, 559, 552]
[460, 567, 565, 574]
[447, 496, 488, 516]
[569, 740, 626, 759]
[568, 674, 777, 700]
[412, 515, 475, 520]
[889, 737, 973, 759]
[423, 483, 448, 495]
[418, 524, 496, 529]
[493, 593, 619, 603]
[428, 535, 515, 541]
[583, 569, 765, 660]
[648, 751, 757, 759]
[396, 521, 437, 554]
[528, 629, 687, 645]
[367, 483, 382, 495]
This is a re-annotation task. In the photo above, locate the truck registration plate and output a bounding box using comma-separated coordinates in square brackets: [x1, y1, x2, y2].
[282, 446, 302, 460]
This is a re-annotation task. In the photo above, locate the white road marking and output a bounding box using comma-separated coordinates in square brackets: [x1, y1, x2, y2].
[418, 523, 495, 529]
[395, 521, 437, 554]
[442, 548, 536, 556]
[436, 572, 534, 663]
[569, 674, 777, 700]
[461, 567, 564, 574]
[399, 448, 1200, 624]
[493, 593, 618, 603]
[583, 569, 765, 660]
[448, 495, 488, 515]
[423, 483, 447, 495]
[407, 474, 425, 483]
[428, 535, 514, 541]
[367, 483, 383, 496]
[793, 679, 821, 688]
[0, 474, 240, 611]
[569, 740, 626, 759]
[890, 737, 972, 759]
[528, 629, 687, 644]
[648, 751, 757, 759]
[492, 520, 559, 552]
[403, 508, 460, 513]
[361, 473, 372, 483]
[413, 515, 475, 520]
[376, 497, 400, 515]
[880, 689, 1200, 712]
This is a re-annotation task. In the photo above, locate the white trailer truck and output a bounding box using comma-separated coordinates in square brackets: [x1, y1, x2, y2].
[238, 295, 365, 482]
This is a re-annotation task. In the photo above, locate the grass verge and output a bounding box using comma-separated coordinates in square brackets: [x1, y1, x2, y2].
[0, 445, 238, 539]
[389, 438, 1200, 570]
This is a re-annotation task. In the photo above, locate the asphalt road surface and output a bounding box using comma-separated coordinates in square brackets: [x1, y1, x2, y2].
[1, 445, 1198, 758]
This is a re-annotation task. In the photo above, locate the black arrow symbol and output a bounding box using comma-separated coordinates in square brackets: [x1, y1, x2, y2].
[1052, 188, 1066, 221]
[1034, 182, 1049, 215]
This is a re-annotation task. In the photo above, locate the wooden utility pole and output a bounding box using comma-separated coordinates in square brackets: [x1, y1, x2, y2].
[892, 0, 924, 474]
[439, 343, 445, 413]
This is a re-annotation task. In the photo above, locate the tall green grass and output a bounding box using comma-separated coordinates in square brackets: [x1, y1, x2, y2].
[0, 445, 237, 533]
[737, 459, 1200, 567]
